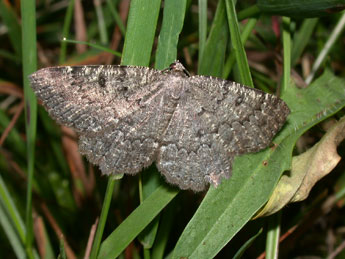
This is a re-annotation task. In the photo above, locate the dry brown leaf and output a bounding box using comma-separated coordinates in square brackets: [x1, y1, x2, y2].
[256, 116, 345, 218]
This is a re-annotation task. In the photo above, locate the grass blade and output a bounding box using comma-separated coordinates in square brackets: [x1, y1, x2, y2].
[121, 0, 162, 66]
[106, 0, 126, 35]
[93, 0, 108, 45]
[21, 0, 38, 258]
[223, 18, 258, 79]
[59, 0, 75, 64]
[0, 201, 26, 259]
[89, 175, 120, 259]
[225, 0, 253, 87]
[155, 0, 187, 69]
[291, 18, 318, 66]
[98, 186, 178, 259]
[198, 0, 228, 77]
[198, 0, 207, 63]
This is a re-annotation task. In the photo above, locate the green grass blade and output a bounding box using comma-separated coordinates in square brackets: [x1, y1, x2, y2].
[94, 0, 109, 45]
[59, 0, 75, 64]
[0, 201, 26, 259]
[94, 1, 167, 257]
[265, 213, 281, 259]
[223, 18, 258, 79]
[225, 0, 253, 87]
[98, 186, 178, 259]
[121, 0, 162, 66]
[264, 18, 290, 256]
[237, 5, 260, 21]
[0, 176, 26, 243]
[198, 0, 207, 63]
[233, 228, 263, 259]
[137, 169, 164, 250]
[89, 175, 120, 259]
[198, 0, 228, 77]
[155, 0, 187, 69]
[139, 0, 187, 251]
[61, 39, 122, 57]
[0, 177, 40, 259]
[21, 0, 38, 258]
[291, 18, 318, 66]
[172, 71, 345, 259]
[105, 0, 126, 35]
[151, 202, 175, 259]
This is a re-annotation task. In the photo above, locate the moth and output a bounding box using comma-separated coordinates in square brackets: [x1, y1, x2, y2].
[29, 61, 290, 192]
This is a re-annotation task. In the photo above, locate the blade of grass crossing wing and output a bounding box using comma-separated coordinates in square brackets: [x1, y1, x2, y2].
[138, 0, 187, 253]
[95, 1, 174, 258]
[21, 1, 37, 258]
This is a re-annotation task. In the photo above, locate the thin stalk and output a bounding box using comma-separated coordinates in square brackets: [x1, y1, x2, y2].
[306, 12, 345, 84]
[89, 175, 122, 259]
[59, 0, 75, 64]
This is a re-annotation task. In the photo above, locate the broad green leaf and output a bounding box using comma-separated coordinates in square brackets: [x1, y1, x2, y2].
[172, 70, 345, 259]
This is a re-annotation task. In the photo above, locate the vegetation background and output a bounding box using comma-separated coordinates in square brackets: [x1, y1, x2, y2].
[0, 0, 345, 258]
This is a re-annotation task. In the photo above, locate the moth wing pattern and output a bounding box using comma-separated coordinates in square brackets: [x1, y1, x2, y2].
[29, 62, 290, 192]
